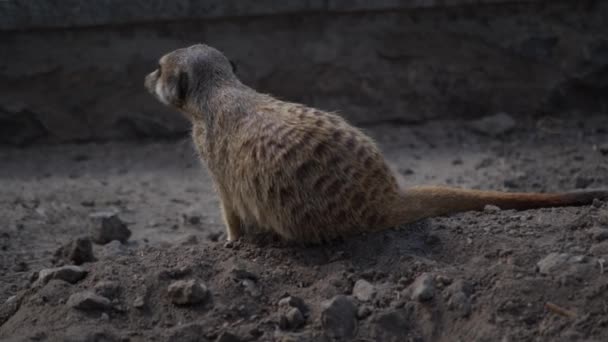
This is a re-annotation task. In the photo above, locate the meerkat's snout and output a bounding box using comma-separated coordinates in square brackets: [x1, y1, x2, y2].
[144, 70, 157, 95]
[144, 69, 171, 106]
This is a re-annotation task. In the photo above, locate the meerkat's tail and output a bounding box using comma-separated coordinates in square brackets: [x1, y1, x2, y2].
[385, 186, 608, 226]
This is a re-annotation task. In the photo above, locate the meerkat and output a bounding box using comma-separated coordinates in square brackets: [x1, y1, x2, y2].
[144, 44, 607, 243]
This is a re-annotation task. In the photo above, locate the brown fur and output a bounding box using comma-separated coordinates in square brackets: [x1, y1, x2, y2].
[145, 44, 608, 243]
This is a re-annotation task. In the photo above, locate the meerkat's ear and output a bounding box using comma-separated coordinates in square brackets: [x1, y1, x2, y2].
[166, 71, 189, 106]
[229, 60, 237, 74]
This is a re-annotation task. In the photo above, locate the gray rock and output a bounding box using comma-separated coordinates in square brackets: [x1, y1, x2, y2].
[352, 279, 375, 302]
[483, 204, 501, 212]
[89, 212, 131, 245]
[410, 273, 435, 302]
[241, 279, 261, 298]
[133, 295, 145, 309]
[371, 308, 413, 341]
[67, 291, 112, 311]
[279, 307, 305, 330]
[537, 253, 571, 274]
[35, 265, 87, 286]
[54, 237, 95, 265]
[447, 291, 472, 318]
[321, 295, 357, 339]
[167, 279, 208, 305]
[94, 281, 121, 299]
[278, 296, 308, 315]
[589, 226, 608, 242]
[469, 112, 516, 136]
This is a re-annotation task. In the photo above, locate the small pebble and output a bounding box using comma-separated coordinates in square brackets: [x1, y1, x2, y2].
[167, 279, 209, 306]
[35, 265, 88, 286]
[133, 296, 145, 309]
[89, 212, 131, 245]
[321, 295, 357, 339]
[280, 307, 305, 330]
[67, 291, 112, 311]
[352, 279, 376, 302]
[410, 273, 435, 302]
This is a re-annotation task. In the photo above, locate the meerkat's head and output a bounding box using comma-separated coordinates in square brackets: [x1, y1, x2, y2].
[144, 44, 238, 118]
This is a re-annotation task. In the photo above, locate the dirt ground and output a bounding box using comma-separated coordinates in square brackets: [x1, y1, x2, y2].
[1, 115, 607, 341]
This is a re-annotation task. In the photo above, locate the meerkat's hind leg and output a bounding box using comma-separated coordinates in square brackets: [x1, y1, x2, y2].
[220, 202, 244, 241]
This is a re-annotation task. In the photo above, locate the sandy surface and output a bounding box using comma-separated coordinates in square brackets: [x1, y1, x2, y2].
[1, 115, 607, 341]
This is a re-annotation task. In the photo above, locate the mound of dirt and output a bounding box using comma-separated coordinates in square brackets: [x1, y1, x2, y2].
[2, 205, 608, 341]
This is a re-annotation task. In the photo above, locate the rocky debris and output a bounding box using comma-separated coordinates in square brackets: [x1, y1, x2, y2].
[241, 279, 261, 298]
[484, 204, 501, 212]
[35, 265, 87, 286]
[167, 279, 208, 305]
[278, 296, 308, 329]
[592, 198, 604, 208]
[67, 291, 112, 311]
[537, 253, 571, 275]
[53, 237, 95, 265]
[410, 273, 435, 302]
[352, 279, 375, 302]
[133, 295, 145, 309]
[279, 307, 305, 330]
[321, 295, 357, 339]
[89, 212, 131, 245]
[589, 226, 608, 242]
[444, 280, 472, 318]
[94, 281, 121, 300]
[230, 266, 261, 297]
[278, 296, 308, 316]
[469, 112, 516, 136]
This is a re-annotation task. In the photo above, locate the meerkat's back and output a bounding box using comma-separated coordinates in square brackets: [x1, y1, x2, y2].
[222, 99, 402, 242]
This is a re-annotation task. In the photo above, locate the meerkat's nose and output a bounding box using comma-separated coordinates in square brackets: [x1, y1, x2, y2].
[144, 72, 156, 94]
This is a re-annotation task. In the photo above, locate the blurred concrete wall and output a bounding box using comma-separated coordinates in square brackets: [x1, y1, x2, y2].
[0, 0, 606, 145]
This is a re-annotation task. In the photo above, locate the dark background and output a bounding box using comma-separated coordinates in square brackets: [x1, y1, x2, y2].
[1, 0, 606, 145]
